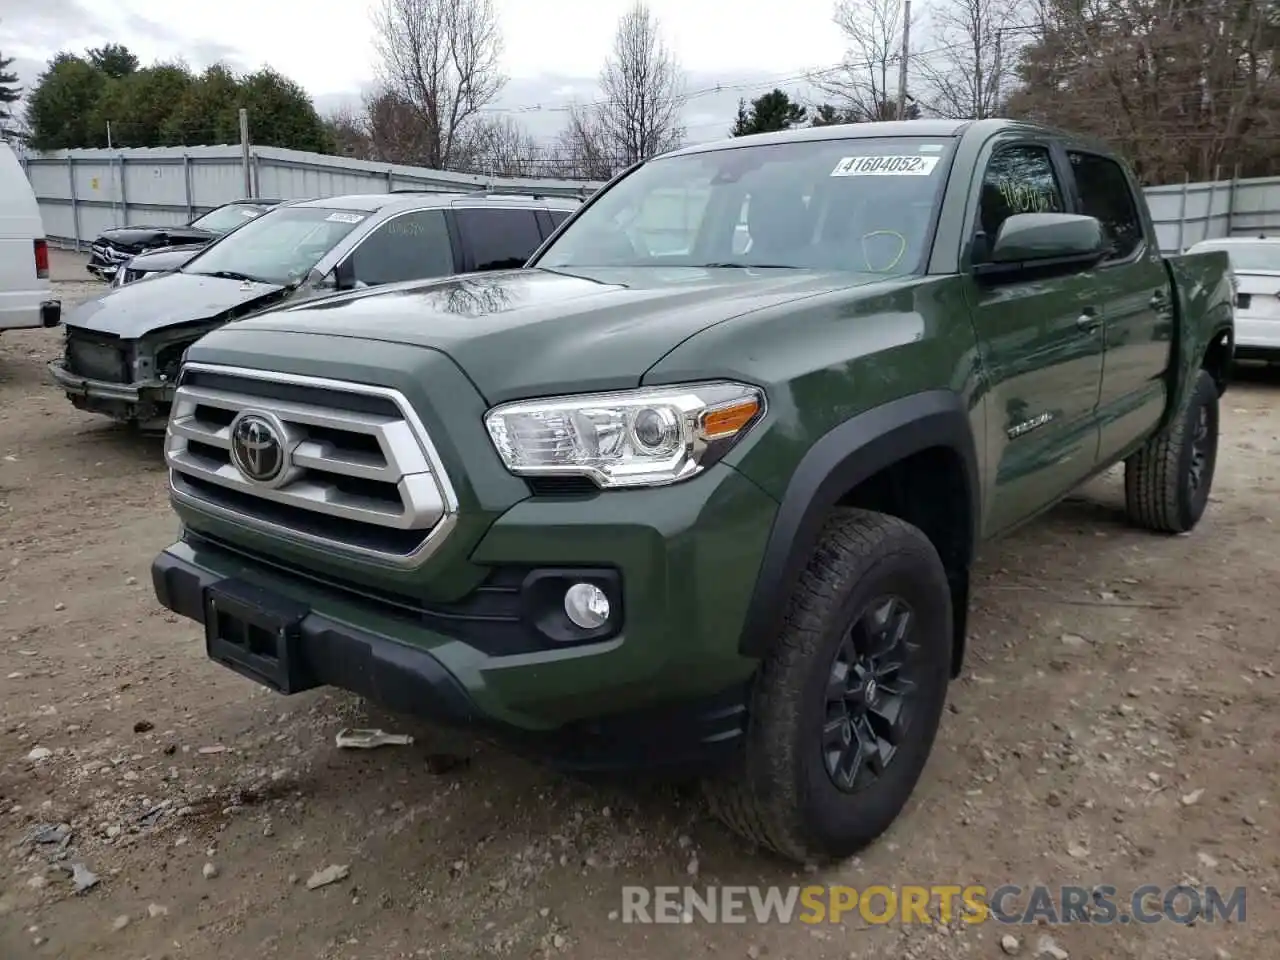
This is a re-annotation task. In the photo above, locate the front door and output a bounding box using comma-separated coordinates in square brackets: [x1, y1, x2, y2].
[964, 141, 1107, 536]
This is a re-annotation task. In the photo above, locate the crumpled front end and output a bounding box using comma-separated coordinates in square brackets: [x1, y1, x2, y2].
[48, 324, 208, 430]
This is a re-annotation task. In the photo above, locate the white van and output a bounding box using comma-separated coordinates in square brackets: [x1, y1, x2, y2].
[0, 141, 59, 333]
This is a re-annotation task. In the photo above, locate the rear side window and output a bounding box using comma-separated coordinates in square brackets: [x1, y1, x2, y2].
[348, 210, 456, 285]
[976, 145, 1066, 259]
[456, 208, 544, 270]
[1068, 152, 1143, 261]
[548, 210, 572, 227]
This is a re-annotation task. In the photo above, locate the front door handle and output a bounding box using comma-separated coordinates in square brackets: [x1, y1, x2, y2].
[1149, 291, 1169, 310]
[1076, 307, 1102, 331]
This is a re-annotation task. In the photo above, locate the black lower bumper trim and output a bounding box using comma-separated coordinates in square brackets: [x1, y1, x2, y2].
[40, 301, 61, 328]
[151, 547, 749, 773]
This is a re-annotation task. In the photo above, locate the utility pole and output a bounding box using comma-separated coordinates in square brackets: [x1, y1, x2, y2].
[897, 0, 912, 121]
[991, 28, 1003, 118]
[238, 108, 253, 198]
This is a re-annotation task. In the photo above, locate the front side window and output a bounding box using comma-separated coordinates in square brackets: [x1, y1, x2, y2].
[347, 210, 455, 285]
[1068, 151, 1143, 260]
[456, 208, 544, 270]
[190, 203, 270, 235]
[182, 206, 370, 286]
[534, 136, 957, 276]
[976, 144, 1066, 260]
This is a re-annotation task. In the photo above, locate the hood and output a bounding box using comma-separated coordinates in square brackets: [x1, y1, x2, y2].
[128, 245, 205, 272]
[214, 266, 886, 402]
[65, 270, 290, 339]
[97, 225, 214, 250]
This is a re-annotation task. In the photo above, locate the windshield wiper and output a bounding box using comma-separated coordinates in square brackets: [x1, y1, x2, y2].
[193, 269, 271, 284]
[696, 262, 800, 269]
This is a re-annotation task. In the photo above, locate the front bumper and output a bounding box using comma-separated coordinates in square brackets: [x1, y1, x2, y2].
[154, 461, 779, 768]
[48, 357, 175, 427]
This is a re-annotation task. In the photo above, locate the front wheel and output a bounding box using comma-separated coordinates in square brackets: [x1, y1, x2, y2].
[704, 509, 952, 863]
[1124, 368, 1220, 534]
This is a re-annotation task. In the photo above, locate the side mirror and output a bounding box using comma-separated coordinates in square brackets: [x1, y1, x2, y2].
[976, 213, 1108, 280]
[332, 258, 357, 291]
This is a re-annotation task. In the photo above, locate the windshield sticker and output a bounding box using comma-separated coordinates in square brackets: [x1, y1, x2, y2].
[831, 155, 940, 177]
[239, 209, 258, 217]
[325, 211, 367, 223]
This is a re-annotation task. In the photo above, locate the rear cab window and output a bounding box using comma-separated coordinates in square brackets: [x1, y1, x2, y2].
[1066, 151, 1144, 261]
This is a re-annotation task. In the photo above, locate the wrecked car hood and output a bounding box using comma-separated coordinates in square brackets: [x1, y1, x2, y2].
[64, 271, 292, 339]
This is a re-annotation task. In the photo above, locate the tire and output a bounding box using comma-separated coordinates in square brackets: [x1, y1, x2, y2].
[704, 509, 952, 863]
[1123, 368, 1220, 534]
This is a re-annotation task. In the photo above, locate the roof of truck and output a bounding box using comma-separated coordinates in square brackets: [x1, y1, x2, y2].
[664, 117, 1114, 159]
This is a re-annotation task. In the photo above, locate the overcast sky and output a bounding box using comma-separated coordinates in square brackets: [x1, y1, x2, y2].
[0, 0, 855, 143]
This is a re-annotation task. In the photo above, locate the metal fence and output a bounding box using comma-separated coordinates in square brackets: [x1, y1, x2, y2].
[1146, 173, 1280, 253]
[21, 144, 606, 249]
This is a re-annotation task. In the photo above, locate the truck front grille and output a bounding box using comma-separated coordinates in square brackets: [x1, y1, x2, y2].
[165, 363, 458, 568]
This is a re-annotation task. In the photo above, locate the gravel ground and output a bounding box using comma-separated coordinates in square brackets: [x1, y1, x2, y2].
[1, 250, 1278, 959]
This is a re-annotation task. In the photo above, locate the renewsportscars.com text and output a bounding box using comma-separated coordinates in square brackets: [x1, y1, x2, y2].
[619, 884, 1247, 926]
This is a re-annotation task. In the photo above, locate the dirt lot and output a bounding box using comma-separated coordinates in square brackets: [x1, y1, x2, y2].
[1, 250, 1277, 959]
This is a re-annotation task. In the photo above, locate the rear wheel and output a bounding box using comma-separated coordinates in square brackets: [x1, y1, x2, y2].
[1124, 368, 1219, 533]
[704, 510, 952, 863]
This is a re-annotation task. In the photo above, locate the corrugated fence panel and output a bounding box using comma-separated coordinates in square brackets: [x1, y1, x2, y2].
[21, 144, 604, 246]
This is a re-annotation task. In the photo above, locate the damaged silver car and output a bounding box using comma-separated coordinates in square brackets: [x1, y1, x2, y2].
[49, 191, 580, 430]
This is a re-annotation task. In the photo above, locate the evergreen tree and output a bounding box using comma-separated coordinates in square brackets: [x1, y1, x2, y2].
[731, 89, 808, 136]
[0, 49, 20, 123]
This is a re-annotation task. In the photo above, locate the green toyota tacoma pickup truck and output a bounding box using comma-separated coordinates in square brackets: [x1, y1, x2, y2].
[151, 119, 1234, 863]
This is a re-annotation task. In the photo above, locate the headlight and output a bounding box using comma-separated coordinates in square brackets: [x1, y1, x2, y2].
[484, 381, 766, 489]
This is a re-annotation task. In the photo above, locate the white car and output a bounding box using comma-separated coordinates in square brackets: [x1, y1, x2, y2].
[1186, 236, 1280, 362]
[0, 141, 60, 333]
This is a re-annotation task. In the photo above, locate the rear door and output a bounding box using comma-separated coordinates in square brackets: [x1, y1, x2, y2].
[454, 207, 545, 271]
[1064, 149, 1173, 464]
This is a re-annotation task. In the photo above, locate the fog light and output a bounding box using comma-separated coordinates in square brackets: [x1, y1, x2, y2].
[564, 582, 610, 630]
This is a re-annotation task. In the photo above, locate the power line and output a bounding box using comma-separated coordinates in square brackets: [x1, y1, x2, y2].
[471, 37, 1002, 119]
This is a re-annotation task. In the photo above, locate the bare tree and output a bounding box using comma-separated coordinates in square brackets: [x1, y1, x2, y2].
[552, 102, 622, 180]
[816, 0, 909, 121]
[1009, 0, 1278, 183]
[371, 0, 505, 171]
[361, 84, 440, 165]
[916, 0, 1028, 119]
[597, 2, 686, 164]
[470, 115, 544, 177]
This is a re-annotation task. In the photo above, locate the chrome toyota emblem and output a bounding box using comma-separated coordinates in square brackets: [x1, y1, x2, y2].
[230, 412, 286, 484]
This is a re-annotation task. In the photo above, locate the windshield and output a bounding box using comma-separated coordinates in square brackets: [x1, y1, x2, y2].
[1192, 241, 1280, 273]
[183, 206, 370, 285]
[190, 203, 271, 235]
[535, 136, 955, 275]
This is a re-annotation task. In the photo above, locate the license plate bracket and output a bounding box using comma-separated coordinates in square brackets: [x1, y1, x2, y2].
[203, 579, 313, 694]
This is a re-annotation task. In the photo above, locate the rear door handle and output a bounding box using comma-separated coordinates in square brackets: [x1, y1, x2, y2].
[1076, 307, 1102, 331]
